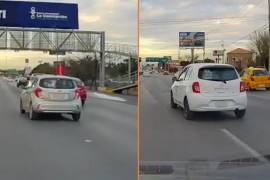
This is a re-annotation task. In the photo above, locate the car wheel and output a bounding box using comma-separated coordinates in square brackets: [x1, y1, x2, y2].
[29, 103, 38, 120]
[72, 113, 81, 121]
[170, 92, 177, 109]
[235, 109, 246, 119]
[20, 100, 25, 114]
[183, 98, 194, 120]
[266, 88, 270, 91]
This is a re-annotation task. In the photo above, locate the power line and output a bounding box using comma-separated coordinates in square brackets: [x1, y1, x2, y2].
[140, 15, 267, 27]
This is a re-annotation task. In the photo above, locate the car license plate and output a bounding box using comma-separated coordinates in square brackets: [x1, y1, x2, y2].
[51, 93, 66, 100]
[215, 101, 228, 108]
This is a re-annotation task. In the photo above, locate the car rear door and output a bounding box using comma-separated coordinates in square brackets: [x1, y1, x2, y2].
[173, 67, 188, 103]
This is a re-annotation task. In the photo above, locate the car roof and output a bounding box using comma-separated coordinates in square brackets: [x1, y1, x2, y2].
[187, 63, 234, 69]
[34, 74, 75, 79]
[248, 67, 267, 71]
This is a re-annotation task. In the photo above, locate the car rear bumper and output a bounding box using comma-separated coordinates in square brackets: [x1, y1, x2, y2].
[249, 82, 270, 89]
[32, 99, 81, 113]
[187, 93, 247, 112]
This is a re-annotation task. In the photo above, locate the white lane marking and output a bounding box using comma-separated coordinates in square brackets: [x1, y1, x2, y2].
[221, 129, 268, 163]
[89, 92, 126, 102]
[84, 139, 92, 143]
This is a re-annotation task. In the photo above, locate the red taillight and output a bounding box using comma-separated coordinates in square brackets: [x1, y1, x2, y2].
[75, 89, 80, 99]
[268, 77, 270, 80]
[34, 88, 42, 97]
[240, 82, 245, 92]
[192, 82, 200, 93]
[251, 77, 255, 81]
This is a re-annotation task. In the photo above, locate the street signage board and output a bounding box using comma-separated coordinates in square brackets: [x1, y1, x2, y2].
[179, 32, 205, 48]
[213, 50, 224, 56]
[0, 1, 78, 29]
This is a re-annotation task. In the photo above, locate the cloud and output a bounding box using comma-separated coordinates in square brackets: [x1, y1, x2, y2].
[79, 14, 101, 23]
[140, 0, 268, 59]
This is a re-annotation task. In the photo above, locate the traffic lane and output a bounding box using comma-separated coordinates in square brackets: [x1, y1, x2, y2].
[140, 79, 252, 161]
[0, 78, 137, 180]
[140, 74, 270, 162]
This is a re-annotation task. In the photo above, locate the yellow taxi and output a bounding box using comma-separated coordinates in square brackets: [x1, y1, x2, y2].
[241, 67, 270, 91]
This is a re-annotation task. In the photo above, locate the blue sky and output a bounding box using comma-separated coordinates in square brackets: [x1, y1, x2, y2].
[0, 0, 137, 69]
[140, 0, 269, 59]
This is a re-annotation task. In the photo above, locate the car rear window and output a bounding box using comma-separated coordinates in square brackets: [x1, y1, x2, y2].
[75, 79, 84, 86]
[253, 70, 268, 76]
[39, 78, 75, 89]
[198, 66, 238, 81]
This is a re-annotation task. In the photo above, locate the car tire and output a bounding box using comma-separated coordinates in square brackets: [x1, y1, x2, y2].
[29, 103, 38, 120]
[235, 109, 246, 119]
[20, 100, 25, 114]
[183, 98, 194, 120]
[266, 88, 270, 91]
[72, 113, 81, 121]
[170, 92, 177, 109]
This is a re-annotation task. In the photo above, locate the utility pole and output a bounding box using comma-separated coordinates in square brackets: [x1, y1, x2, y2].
[268, 0, 270, 71]
[191, 48, 194, 63]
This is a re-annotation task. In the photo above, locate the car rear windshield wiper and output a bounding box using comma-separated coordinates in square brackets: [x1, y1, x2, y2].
[206, 79, 227, 83]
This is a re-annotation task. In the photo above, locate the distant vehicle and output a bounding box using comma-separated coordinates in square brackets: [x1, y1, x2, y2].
[171, 63, 247, 120]
[71, 77, 87, 106]
[16, 77, 28, 88]
[172, 70, 183, 83]
[20, 75, 82, 121]
[241, 67, 270, 91]
[163, 71, 169, 75]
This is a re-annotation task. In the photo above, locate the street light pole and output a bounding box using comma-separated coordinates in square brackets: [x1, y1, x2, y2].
[268, 0, 270, 71]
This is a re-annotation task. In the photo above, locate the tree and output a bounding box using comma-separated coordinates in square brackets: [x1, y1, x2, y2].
[249, 30, 269, 70]
[31, 63, 54, 74]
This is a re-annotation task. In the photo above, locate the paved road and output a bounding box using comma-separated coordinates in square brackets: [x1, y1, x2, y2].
[0, 77, 137, 180]
[140, 72, 270, 179]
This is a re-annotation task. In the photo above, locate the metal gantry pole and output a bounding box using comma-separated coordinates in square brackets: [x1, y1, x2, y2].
[128, 53, 131, 85]
[268, 0, 270, 71]
[99, 32, 105, 87]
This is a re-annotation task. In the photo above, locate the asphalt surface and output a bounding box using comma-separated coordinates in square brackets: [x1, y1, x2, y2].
[140, 72, 270, 179]
[0, 77, 137, 180]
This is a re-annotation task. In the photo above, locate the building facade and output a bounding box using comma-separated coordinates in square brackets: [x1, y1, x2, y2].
[227, 48, 253, 70]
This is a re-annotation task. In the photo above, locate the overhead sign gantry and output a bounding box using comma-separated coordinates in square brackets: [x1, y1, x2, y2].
[0, 0, 107, 87]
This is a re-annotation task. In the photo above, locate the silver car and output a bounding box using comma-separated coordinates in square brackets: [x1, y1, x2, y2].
[20, 75, 82, 121]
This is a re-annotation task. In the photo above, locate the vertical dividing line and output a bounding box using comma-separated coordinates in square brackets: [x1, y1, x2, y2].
[137, 0, 140, 179]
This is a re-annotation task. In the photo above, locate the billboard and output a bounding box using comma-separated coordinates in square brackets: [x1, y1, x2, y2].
[179, 32, 205, 48]
[0, 1, 78, 29]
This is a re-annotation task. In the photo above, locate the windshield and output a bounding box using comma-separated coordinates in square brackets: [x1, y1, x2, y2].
[253, 70, 269, 76]
[198, 67, 238, 81]
[39, 78, 75, 89]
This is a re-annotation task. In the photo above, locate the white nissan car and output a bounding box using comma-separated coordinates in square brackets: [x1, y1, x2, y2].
[20, 75, 82, 121]
[171, 63, 247, 120]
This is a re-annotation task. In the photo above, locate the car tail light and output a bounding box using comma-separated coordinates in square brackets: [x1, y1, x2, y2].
[240, 82, 246, 92]
[192, 82, 200, 93]
[268, 77, 270, 80]
[75, 89, 80, 99]
[251, 77, 255, 81]
[34, 88, 42, 98]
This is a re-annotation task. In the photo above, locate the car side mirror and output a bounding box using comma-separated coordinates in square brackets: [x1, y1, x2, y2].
[179, 78, 184, 81]
[172, 76, 177, 83]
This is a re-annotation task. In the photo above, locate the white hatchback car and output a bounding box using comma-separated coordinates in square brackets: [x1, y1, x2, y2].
[20, 75, 82, 121]
[171, 63, 247, 120]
